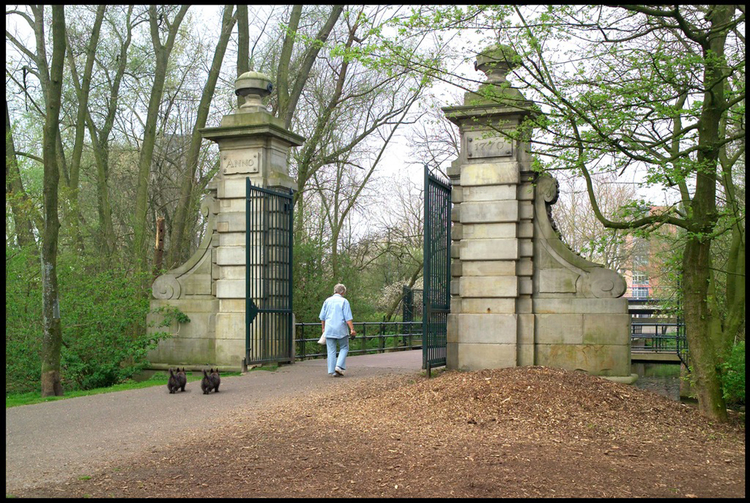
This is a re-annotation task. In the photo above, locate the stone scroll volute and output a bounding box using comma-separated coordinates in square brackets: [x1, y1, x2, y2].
[534, 174, 627, 299]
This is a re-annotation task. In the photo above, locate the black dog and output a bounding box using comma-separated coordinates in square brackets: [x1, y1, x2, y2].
[167, 368, 180, 394]
[175, 367, 187, 392]
[201, 369, 214, 394]
[209, 368, 220, 393]
[201, 368, 221, 394]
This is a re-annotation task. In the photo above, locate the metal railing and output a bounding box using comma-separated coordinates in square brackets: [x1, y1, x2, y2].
[294, 321, 423, 360]
[628, 299, 687, 360]
[630, 321, 684, 352]
[294, 301, 690, 362]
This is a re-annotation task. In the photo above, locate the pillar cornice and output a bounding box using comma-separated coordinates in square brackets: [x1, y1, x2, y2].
[201, 120, 305, 147]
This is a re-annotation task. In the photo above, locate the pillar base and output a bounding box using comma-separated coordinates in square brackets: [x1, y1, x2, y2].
[601, 373, 639, 385]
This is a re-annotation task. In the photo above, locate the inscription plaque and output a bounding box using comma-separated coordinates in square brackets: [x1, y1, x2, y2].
[222, 151, 260, 174]
[466, 133, 513, 158]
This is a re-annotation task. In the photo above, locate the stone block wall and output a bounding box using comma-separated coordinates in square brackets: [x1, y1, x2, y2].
[532, 175, 631, 378]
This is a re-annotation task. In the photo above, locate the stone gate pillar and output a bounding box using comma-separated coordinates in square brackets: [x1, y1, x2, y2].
[443, 45, 634, 382]
[443, 44, 537, 370]
[147, 71, 304, 371]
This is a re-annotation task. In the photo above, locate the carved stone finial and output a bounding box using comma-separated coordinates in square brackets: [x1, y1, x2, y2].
[474, 44, 519, 85]
[234, 71, 273, 112]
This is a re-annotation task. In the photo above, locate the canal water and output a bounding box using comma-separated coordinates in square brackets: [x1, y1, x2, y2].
[631, 362, 684, 401]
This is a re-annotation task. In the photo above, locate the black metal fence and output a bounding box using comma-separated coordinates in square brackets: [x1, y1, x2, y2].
[295, 321, 423, 360]
[629, 299, 687, 361]
[291, 299, 687, 363]
[245, 179, 294, 366]
[423, 165, 451, 376]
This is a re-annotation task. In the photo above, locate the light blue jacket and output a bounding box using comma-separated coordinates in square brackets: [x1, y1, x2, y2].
[319, 294, 353, 339]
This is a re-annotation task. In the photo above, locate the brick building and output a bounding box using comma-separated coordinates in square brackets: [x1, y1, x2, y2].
[622, 206, 680, 300]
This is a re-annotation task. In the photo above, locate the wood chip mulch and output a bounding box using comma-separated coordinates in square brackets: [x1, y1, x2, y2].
[14, 366, 745, 498]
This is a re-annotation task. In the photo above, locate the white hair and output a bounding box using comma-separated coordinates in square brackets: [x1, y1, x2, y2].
[333, 283, 346, 295]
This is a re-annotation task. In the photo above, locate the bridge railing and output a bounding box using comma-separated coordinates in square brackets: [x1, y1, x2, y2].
[295, 321, 422, 360]
[630, 321, 683, 352]
[628, 299, 687, 358]
[293, 300, 689, 361]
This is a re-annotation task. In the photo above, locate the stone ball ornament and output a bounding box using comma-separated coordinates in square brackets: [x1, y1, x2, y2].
[234, 70, 273, 97]
[474, 43, 520, 83]
[234, 71, 274, 112]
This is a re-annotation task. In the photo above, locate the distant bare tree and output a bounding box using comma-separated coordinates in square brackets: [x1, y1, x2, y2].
[132, 5, 189, 275]
[552, 172, 638, 274]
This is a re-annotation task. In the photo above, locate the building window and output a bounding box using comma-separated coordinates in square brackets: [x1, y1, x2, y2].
[632, 271, 649, 284]
[633, 254, 649, 269]
[632, 237, 650, 270]
[632, 286, 650, 299]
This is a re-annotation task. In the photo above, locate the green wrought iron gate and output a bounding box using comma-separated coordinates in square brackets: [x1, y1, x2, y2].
[245, 178, 294, 366]
[423, 165, 451, 377]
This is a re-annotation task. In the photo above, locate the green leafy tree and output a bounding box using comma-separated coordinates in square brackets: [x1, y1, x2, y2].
[5, 245, 44, 394]
[57, 257, 173, 390]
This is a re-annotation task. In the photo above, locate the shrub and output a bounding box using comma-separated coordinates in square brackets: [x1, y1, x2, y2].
[720, 341, 745, 407]
[57, 258, 175, 391]
[5, 245, 43, 394]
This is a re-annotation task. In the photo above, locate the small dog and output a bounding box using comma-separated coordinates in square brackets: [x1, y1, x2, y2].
[209, 368, 220, 393]
[167, 368, 180, 394]
[175, 367, 187, 392]
[201, 368, 221, 394]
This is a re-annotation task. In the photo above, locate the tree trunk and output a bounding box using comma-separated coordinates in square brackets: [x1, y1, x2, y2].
[64, 5, 105, 253]
[276, 5, 302, 125]
[166, 5, 236, 269]
[89, 139, 116, 256]
[153, 216, 166, 278]
[132, 5, 189, 275]
[722, 224, 745, 347]
[679, 4, 734, 422]
[86, 6, 135, 257]
[27, 6, 70, 224]
[40, 5, 66, 398]
[236, 4, 249, 108]
[682, 238, 726, 420]
[383, 263, 424, 322]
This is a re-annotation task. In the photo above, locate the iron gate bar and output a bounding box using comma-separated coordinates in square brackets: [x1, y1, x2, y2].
[423, 165, 451, 377]
[246, 178, 294, 366]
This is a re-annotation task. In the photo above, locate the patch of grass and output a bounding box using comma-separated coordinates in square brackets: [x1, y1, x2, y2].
[421, 367, 447, 378]
[6, 371, 241, 408]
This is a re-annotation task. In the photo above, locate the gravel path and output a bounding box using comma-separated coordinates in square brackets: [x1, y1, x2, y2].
[5, 350, 423, 494]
